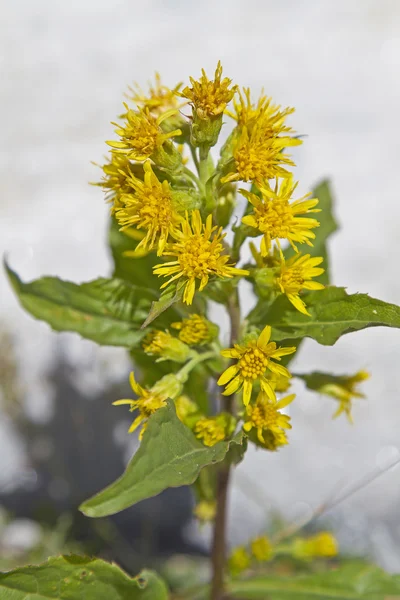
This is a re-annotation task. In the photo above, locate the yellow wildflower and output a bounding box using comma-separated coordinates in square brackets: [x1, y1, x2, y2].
[221, 111, 301, 186]
[259, 428, 290, 451]
[127, 72, 183, 115]
[181, 61, 237, 119]
[321, 370, 370, 423]
[113, 372, 182, 439]
[142, 330, 191, 363]
[107, 105, 181, 162]
[193, 500, 216, 523]
[153, 210, 249, 305]
[115, 161, 183, 256]
[93, 153, 134, 212]
[241, 177, 320, 255]
[226, 87, 295, 135]
[171, 314, 218, 346]
[275, 254, 325, 316]
[228, 547, 251, 575]
[251, 535, 273, 562]
[218, 326, 296, 406]
[194, 413, 234, 447]
[243, 391, 295, 443]
[293, 532, 338, 559]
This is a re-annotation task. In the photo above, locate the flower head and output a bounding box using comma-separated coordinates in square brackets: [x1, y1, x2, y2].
[241, 177, 320, 255]
[153, 210, 249, 305]
[93, 153, 135, 212]
[193, 500, 217, 523]
[171, 314, 219, 345]
[181, 61, 237, 119]
[275, 254, 325, 316]
[113, 372, 182, 439]
[226, 87, 295, 135]
[228, 547, 251, 576]
[218, 326, 296, 405]
[115, 161, 183, 256]
[174, 395, 199, 426]
[319, 370, 370, 423]
[221, 111, 301, 186]
[293, 532, 338, 559]
[127, 73, 183, 115]
[243, 390, 295, 444]
[107, 105, 181, 162]
[251, 535, 273, 562]
[194, 413, 235, 447]
[142, 330, 191, 362]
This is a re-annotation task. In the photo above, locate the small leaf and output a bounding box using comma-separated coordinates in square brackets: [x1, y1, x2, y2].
[80, 400, 245, 517]
[295, 371, 359, 391]
[141, 285, 184, 329]
[0, 555, 168, 599]
[227, 561, 400, 599]
[5, 260, 160, 348]
[249, 287, 400, 346]
[284, 179, 338, 285]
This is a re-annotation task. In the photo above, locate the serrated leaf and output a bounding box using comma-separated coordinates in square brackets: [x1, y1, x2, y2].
[0, 555, 168, 600]
[284, 179, 338, 285]
[80, 401, 245, 517]
[5, 260, 160, 348]
[227, 561, 400, 599]
[249, 287, 400, 346]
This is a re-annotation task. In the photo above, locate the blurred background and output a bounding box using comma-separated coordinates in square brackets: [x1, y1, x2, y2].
[1, 0, 400, 579]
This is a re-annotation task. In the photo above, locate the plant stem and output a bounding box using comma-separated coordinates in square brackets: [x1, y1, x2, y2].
[210, 290, 241, 600]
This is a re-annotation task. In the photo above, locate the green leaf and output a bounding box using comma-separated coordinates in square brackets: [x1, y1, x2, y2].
[108, 217, 160, 289]
[249, 287, 400, 346]
[80, 400, 245, 517]
[5, 260, 159, 348]
[295, 371, 359, 391]
[0, 555, 168, 600]
[227, 561, 400, 599]
[284, 179, 338, 286]
[141, 285, 184, 329]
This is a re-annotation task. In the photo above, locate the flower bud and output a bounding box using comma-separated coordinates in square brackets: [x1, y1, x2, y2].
[142, 330, 191, 363]
[152, 374, 184, 400]
[151, 139, 183, 172]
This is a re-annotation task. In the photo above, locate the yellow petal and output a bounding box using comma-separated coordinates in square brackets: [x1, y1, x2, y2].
[223, 376, 242, 396]
[287, 293, 310, 316]
[260, 378, 276, 401]
[217, 364, 240, 386]
[242, 380, 253, 406]
[257, 325, 271, 348]
[276, 394, 296, 409]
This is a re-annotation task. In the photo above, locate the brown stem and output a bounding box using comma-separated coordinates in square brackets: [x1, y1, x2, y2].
[210, 291, 241, 600]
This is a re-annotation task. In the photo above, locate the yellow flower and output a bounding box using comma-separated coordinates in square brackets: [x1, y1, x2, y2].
[322, 370, 370, 423]
[221, 111, 302, 186]
[243, 391, 295, 443]
[127, 72, 183, 115]
[171, 314, 218, 345]
[153, 210, 249, 305]
[251, 535, 273, 562]
[241, 177, 320, 255]
[194, 413, 234, 447]
[93, 153, 134, 212]
[174, 395, 199, 426]
[259, 428, 290, 451]
[115, 161, 183, 256]
[226, 87, 295, 135]
[275, 254, 325, 316]
[113, 372, 182, 439]
[181, 61, 237, 119]
[228, 547, 251, 575]
[107, 105, 181, 162]
[293, 532, 338, 559]
[193, 500, 216, 523]
[218, 326, 296, 405]
[142, 330, 191, 363]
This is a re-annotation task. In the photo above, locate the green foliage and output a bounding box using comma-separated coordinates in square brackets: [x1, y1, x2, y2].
[141, 285, 184, 329]
[296, 371, 356, 390]
[225, 562, 400, 599]
[284, 180, 338, 286]
[0, 555, 168, 600]
[249, 286, 400, 345]
[5, 261, 160, 348]
[80, 401, 245, 517]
